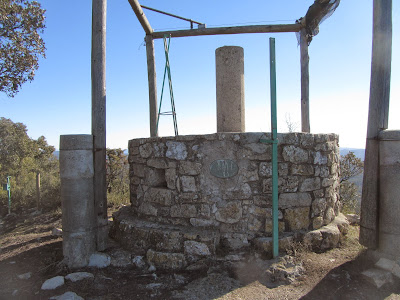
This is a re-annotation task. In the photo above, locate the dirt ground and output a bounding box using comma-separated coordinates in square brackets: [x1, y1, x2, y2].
[1, 210, 400, 300]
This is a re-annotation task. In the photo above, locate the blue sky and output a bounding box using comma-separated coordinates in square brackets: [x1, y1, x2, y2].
[1, 0, 399, 150]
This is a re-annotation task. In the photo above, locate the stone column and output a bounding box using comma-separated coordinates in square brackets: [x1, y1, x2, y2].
[378, 130, 400, 259]
[216, 46, 245, 133]
[60, 135, 96, 268]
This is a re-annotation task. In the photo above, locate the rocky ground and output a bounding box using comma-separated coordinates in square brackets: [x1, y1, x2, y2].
[0, 209, 400, 300]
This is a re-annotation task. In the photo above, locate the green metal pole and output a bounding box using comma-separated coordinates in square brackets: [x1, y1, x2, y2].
[269, 37, 279, 258]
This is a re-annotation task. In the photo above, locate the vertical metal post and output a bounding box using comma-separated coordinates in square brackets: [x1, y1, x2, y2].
[92, 0, 108, 251]
[269, 37, 279, 258]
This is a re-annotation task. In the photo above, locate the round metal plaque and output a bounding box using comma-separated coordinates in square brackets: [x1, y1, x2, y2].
[209, 159, 239, 178]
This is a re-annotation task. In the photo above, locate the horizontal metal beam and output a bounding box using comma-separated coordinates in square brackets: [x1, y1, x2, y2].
[152, 23, 303, 39]
[128, 0, 153, 34]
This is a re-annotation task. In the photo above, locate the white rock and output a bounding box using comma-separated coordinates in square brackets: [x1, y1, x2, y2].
[132, 256, 146, 269]
[51, 228, 63, 236]
[65, 272, 94, 282]
[49, 291, 84, 300]
[376, 258, 400, 279]
[88, 253, 111, 268]
[146, 283, 162, 290]
[184, 241, 211, 256]
[17, 272, 32, 280]
[41, 276, 65, 290]
[362, 268, 393, 288]
[148, 264, 156, 272]
[345, 214, 360, 225]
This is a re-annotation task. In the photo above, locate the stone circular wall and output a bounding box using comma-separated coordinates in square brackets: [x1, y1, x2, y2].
[125, 132, 340, 252]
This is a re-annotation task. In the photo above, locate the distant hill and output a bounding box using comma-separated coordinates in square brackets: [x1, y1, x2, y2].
[340, 148, 365, 161]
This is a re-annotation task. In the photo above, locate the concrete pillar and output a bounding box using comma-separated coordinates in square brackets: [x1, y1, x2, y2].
[60, 135, 96, 268]
[216, 46, 245, 133]
[378, 130, 400, 259]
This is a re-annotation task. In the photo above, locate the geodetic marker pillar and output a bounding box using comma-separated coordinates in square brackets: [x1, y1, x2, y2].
[216, 46, 245, 133]
[60, 135, 96, 268]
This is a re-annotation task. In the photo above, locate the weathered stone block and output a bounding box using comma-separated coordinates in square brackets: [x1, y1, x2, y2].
[132, 164, 145, 178]
[312, 216, 324, 229]
[300, 134, 314, 149]
[199, 204, 211, 217]
[248, 216, 263, 231]
[314, 152, 328, 165]
[320, 224, 340, 250]
[179, 161, 202, 175]
[263, 176, 299, 193]
[171, 204, 197, 218]
[300, 178, 321, 192]
[147, 159, 168, 169]
[311, 198, 327, 217]
[144, 188, 173, 206]
[323, 207, 335, 225]
[184, 241, 211, 257]
[138, 202, 158, 216]
[221, 233, 249, 250]
[282, 146, 308, 163]
[285, 207, 310, 231]
[165, 168, 176, 189]
[265, 220, 285, 235]
[144, 168, 166, 187]
[291, 164, 314, 176]
[259, 162, 289, 177]
[139, 143, 153, 158]
[215, 201, 243, 224]
[245, 143, 270, 154]
[190, 218, 219, 227]
[146, 249, 187, 270]
[322, 176, 337, 187]
[279, 193, 312, 208]
[314, 166, 330, 177]
[180, 176, 197, 192]
[249, 206, 267, 217]
[313, 189, 325, 198]
[240, 168, 259, 182]
[280, 133, 299, 145]
[166, 141, 188, 160]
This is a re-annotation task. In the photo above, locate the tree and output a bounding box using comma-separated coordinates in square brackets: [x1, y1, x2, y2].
[106, 148, 129, 206]
[0, 0, 46, 97]
[285, 113, 298, 133]
[340, 151, 364, 214]
[0, 118, 59, 213]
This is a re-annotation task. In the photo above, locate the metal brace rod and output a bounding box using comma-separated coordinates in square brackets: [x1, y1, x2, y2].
[141, 5, 205, 29]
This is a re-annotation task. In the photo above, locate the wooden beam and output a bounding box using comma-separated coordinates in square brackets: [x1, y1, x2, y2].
[300, 29, 310, 133]
[128, 0, 153, 34]
[151, 23, 302, 39]
[91, 0, 108, 251]
[360, 0, 392, 249]
[145, 34, 158, 137]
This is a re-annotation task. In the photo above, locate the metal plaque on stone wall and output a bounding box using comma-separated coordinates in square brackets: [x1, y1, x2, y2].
[209, 159, 238, 178]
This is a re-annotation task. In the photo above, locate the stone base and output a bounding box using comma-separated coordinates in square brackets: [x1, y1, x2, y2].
[110, 207, 350, 269]
[303, 213, 349, 252]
